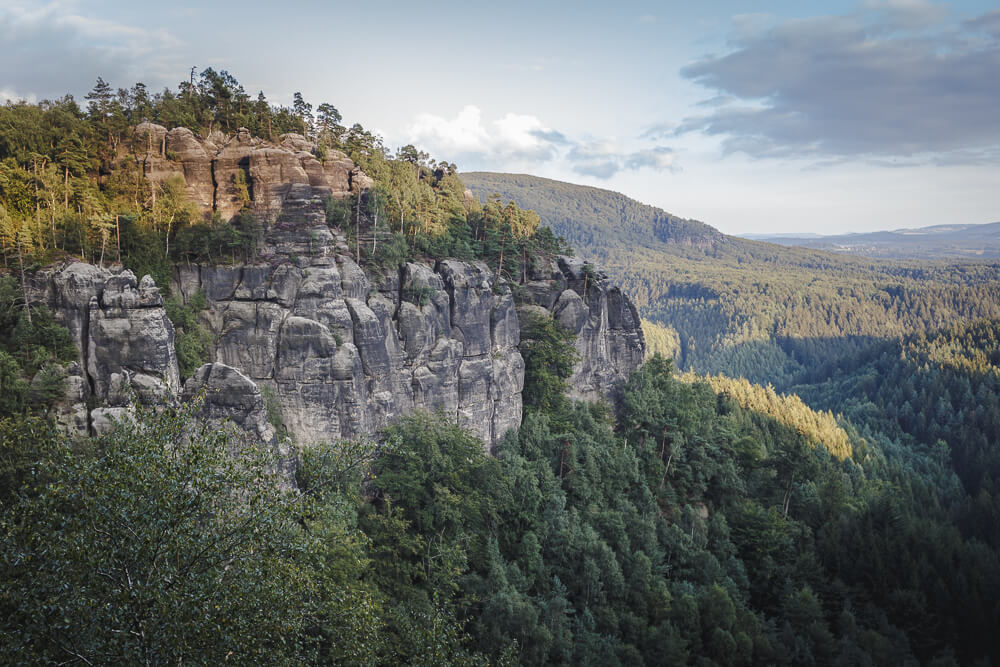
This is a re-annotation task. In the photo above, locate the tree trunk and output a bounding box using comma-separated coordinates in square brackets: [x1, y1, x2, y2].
[48, 191, 56, 249]
[164, 213, 174, 258]
[783, 474, 795, 516]
[16, 235, 31, 325]
[355, 186, 361, 264]
[496, 229, 507, 282]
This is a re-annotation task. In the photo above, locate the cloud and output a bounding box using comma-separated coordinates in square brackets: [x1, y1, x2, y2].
[965, 9, 1000, 37]
[861, 0, 946, 29]
[676, 6, 1000, 162]
[639, 14, 658, 24]
[406, 106, 679, 178]
[625, 147, 677, 171]
[567, 142, 677, 179]
[0, 87, 36, 104]
[0, 1, 184, 100]
[405, 106, 565, 165]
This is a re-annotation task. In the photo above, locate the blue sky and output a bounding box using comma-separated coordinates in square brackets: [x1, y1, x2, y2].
[1, 0, 998, 235]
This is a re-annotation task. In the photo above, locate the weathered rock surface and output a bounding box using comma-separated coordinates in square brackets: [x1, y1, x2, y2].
[36, 127, 645, 455]
[33, 250, 642, 452]
[518, 256, 645, 402]
[172, 250, 526, 449]
[181, 362, 277, 445]
[133, 123, 369, 223]
[87, 271, 181, 405]
[29, 263, 181, 436]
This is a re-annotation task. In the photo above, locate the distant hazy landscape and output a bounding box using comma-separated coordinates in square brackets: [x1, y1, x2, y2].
[464, 171, 1000, 385]
[743, 221, 1000, 258]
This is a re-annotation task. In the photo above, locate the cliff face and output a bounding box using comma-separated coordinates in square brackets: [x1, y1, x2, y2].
[517, 256, 646, 402]
[34, 139, 644, 453]
[163, 177, 525, 449]
[29, 263, 183, 435]
[134, 122, 368, 222]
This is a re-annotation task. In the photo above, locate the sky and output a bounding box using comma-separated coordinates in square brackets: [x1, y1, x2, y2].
[1, 0, 998, 235]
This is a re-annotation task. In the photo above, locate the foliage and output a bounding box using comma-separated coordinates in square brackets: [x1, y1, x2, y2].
[640, 317, 681, 360]
[163, 291, 213, 380]
[261, 385, 289, 442]
[0, 401, 317, 664]
[693, 372, 852, 461]
[519, 312, 579, 413]
[0, 275, 75, 418]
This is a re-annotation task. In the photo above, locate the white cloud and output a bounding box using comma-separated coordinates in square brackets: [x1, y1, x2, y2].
[405, 106, 679, 178]
[407, 106, 492, 154]
[405, 105, 564, 164]
[0, 87, 35, 104]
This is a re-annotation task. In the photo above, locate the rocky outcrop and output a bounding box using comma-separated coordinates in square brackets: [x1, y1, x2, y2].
[29, 263, 181, 436]
[133, 123, 367, 223]
[518, 256, 645, 402]
[36, 127, 645, 455]
[87, 272, 181, 405]
[172, 252, 525, 451]
[33, 250, 642, 454]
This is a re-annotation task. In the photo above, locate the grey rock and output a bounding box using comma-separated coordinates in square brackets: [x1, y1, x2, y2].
[87, 268, 181, 404]
[91, 407, 134, 437]
[519, 255, 645, 403]
[42, 127, 645, 454]
[182, 363, 295, 483]
[182, 362, 276, 444]
[49, 362, 89, 436]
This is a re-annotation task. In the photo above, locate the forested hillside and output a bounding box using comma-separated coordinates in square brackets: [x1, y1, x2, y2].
[0, 73, 564, 405]
[8, 343, 1000, 664]
[463, 172, 1000, 386]
[5, 74, 1000, 665]
[792, 318, 1000, 523]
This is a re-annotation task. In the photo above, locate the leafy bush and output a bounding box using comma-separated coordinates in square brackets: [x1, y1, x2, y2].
[164, 291, 213, 380]
[0, 401, 317, 664]
[519, 312, 579, 413]
[261, 385, 289, 441]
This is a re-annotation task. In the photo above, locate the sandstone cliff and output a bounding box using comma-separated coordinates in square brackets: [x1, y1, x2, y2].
[134, 122, 369, 222]
[33, 140, 644, 455]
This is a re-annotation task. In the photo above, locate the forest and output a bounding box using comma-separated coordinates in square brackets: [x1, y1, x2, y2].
[3, 72, 1000, 664]
[463, 172, 1000, 387]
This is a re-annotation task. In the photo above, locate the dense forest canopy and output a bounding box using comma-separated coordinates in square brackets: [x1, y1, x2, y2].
[3, 73, 1000, 664]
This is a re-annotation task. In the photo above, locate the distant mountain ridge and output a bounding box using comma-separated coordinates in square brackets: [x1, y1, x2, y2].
[461, 172, 722, 255]
[744, 221, 1000, 258]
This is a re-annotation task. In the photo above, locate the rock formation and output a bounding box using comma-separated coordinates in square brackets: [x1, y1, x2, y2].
[517, 256, 645, 402]
[134, 122, 367, 222]
[33, 133, 645, 457]
[171, 235, 526, 450]
[29, 264, 181, 436]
